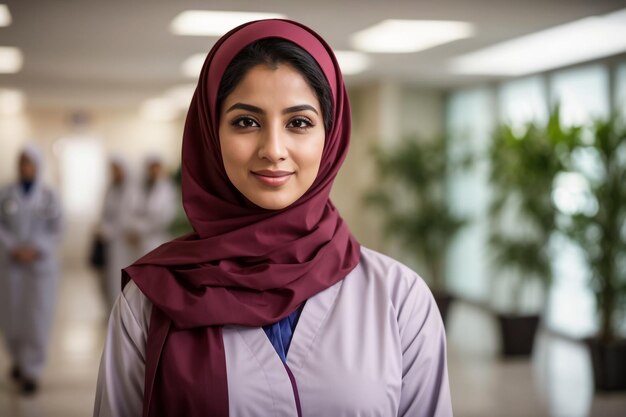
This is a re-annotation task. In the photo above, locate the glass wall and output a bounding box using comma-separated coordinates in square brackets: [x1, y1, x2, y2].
[446, 60, 624, 338]
[547, 65, 609, 337]
[445, 87, 494, 301]
[498, 76, 548, 128]
[616, 62, 626, 115]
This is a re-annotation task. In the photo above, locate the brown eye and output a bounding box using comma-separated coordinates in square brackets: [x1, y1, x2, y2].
[287, 117, 313, 130]
[232, 116, 260, 128]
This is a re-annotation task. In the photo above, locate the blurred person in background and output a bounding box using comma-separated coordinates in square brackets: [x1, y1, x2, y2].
[125, 155, 176, 257]
[96, 155, 137, 312]
[0, 145, 62, 395]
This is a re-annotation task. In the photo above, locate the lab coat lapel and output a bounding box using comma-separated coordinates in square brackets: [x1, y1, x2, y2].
[228, 279, 343, 416]
[233, 325, 299, 416]
[286, 279, 343, 371]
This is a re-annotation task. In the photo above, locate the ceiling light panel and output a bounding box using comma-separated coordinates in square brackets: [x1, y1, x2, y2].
[0, 89, 24, 115]
[166, 84, 196, 110]
[450, 8, 626, 76]
[0, 4, 11, 27]
[171, 10, 286, 36]
[0, 47, 23, 73]
[140, 97, 180, 122]
[334, 50, 371, 75]
[181, 53, 206, 78]
[351, 19, 475, 53]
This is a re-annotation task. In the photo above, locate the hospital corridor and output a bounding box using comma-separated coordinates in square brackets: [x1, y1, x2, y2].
[2, 1, 626, 416]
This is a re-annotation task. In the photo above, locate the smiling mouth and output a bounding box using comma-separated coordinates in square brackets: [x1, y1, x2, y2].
[251, 170, 294, 187]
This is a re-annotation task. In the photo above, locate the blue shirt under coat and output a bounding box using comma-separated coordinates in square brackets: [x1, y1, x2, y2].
[262, 304, 304, 363]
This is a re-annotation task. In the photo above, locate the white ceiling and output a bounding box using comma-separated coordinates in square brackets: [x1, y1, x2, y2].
[2, 0, 626, 109]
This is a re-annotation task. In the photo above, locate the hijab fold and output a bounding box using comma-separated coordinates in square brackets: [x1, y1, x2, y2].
[122, 19, 360, 417]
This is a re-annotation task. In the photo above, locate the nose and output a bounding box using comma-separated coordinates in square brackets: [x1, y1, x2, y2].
[257, 123, 288, 162]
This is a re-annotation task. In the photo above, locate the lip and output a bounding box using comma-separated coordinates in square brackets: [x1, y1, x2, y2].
[251, 169, 294, 187]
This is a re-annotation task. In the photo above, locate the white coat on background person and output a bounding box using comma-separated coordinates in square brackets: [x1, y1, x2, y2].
[0, 145, 62, 395]
[97, 155, 137, 311]
[126, 155, 176, 257]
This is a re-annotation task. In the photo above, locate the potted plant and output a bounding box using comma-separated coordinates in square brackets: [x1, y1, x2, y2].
[488, 108, 581, 357]
[564, 113, 626, 391]
[364, 136, 468, 323]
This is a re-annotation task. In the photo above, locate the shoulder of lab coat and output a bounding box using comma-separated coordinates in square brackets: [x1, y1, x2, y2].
[376, 249, 452, 417]
[94, 281, 150, 417]
[360, 247, 453, 417]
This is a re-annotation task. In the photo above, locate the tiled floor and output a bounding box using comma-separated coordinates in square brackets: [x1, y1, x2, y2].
[0, 268, 107, 417]
[446, 303, 626, 417]
[0, 267, 625, 417]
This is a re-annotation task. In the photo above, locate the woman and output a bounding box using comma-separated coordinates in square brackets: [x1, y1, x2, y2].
[94, 19, 452, 417]
[0, 145, 62, 395]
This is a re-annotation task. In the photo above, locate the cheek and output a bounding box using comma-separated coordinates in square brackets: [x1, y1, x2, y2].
[295, 133, 325, 181]
[219, 130, 253, 176]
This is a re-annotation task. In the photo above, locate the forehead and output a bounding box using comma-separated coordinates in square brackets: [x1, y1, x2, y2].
[223, 64, 320, 108]
[206, 23, 337, 109]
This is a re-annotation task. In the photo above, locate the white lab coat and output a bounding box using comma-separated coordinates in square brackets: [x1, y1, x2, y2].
[99, 182, 137, 311]
[128, 179, 176, 257]
[94, 247, 453, 417]
[0, 182, 62, 380]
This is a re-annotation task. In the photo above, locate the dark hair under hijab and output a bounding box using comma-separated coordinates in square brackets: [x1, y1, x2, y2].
[217, 37, 334, 133]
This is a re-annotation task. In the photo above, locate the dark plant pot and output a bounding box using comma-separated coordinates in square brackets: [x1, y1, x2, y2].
[496, 314, 540, 357]
[585, 338, 626, 391]
[433, 292, 454, 326]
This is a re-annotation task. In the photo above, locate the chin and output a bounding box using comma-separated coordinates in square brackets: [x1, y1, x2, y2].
[248, 192, 297, 211]
[253, 199, 293, 211]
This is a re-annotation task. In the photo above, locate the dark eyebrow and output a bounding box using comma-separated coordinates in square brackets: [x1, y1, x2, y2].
[283, 104, 319, 115]
[226, 103, 265, 114]
[225, 102, 319, 116]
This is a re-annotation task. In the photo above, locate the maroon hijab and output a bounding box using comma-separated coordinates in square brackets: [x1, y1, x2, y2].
[122, 19, 360, 417]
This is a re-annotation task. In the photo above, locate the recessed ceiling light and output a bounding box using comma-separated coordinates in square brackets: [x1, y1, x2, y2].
[351, 19, 475, 53]
[140, 97, 180, 121]
[0, 88, 24, 115]
[0, 5, 11, 27]
[449, 8, 626, 76]
[0, 47, 23, 73]
[334, 51, 371, 75]
[166, 84, 196, 110]
[170, 10, 286, 36]
[181, 53, 206, 78]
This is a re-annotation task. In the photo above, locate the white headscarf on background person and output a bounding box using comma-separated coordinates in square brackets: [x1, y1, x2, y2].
[143, 153, 166, 189]
[109, 153, 132, 186]
[19, 143, 43, 181]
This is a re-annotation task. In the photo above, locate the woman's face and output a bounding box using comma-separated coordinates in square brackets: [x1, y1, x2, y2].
[219, 64, 325, 210]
